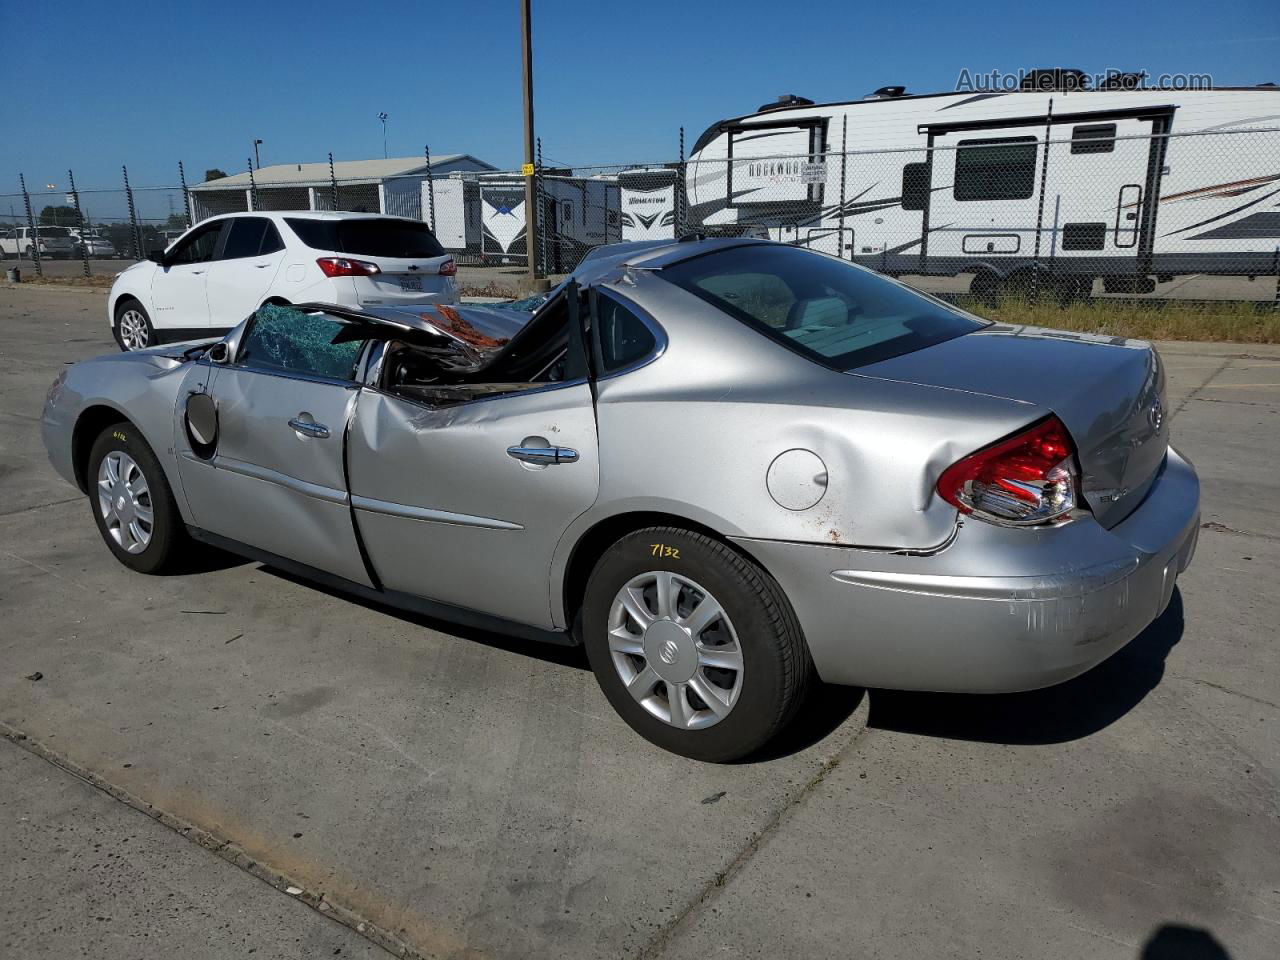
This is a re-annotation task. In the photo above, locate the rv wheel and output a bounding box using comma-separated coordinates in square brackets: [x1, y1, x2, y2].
[969, 271, 999, 306]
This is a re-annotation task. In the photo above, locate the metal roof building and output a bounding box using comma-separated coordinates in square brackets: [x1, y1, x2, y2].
[189, 154, 497, 222]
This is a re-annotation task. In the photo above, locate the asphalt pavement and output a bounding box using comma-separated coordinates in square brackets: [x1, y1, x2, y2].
[1, 283, 1278, 959]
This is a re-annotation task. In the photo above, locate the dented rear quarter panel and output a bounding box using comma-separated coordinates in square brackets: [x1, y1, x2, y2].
[544, 272, 1043, 627]
[566, 272, 1038, 544]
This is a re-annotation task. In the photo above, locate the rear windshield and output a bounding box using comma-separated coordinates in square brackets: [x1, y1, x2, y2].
[39, 226, 71, 237]
[661, 244, 985, 369]
[285, 218, 444, 258]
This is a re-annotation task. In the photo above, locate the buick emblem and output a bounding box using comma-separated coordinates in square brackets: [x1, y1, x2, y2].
[1148, 396, 1164, 433]
[659, 640, 680, 665]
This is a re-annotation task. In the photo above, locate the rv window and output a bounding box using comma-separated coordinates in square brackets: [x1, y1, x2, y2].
[954, 137, 1037, 201]
[901, 162, 930, 211]
[1071, 124, 1117, 155]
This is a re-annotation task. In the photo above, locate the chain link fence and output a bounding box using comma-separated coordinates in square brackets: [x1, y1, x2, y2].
[680, 124, 1280, 310]
[5, 123, 1278, 313]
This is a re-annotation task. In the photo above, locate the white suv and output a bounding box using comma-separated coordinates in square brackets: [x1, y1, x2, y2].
[107, 211, 458, 350]
[0, 225, 77, 259]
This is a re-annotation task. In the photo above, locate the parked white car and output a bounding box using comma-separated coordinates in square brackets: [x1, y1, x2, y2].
[69, 229, 118, 258]
[0, 225, 77, 259]
[107, 212, 459, 351]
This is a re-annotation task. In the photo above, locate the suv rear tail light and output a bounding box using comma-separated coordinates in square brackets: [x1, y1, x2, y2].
[316, 257, 380, 278]
[438, 258, 457, 277]
[936, 416, 1080, 526]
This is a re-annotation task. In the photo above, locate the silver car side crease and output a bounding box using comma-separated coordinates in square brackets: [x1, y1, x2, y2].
[350, 495, 524, 531]
[194, 455, 350, 505]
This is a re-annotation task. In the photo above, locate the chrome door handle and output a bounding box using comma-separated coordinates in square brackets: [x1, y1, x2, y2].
[507, 445, 579, 465]
[289, 416, 330, 439]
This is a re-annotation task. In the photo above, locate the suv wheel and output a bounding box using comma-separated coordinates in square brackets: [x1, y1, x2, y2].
[114, 301, 155, 351]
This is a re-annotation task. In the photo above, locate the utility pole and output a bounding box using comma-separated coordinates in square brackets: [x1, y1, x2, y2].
[520, 0, 545, 289]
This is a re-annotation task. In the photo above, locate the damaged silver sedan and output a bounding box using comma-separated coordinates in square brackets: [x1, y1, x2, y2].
[42, 238, 1199, 761]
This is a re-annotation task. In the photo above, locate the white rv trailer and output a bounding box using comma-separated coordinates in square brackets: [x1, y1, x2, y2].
[422, 173, 620, 271]
[618, 167, 679, 241]
[686, 79, 1280, 293]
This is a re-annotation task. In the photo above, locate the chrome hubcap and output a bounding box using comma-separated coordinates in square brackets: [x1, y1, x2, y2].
[608, 571, 744, 730]
[119, 310, 149, 350]
[97, 451, 153, 554]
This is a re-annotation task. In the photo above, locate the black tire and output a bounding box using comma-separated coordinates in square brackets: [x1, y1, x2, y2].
[113, 299, 155, 352]
[582, 526, 814, 762]
[86, 422, 190, 574]
[969, 271, 999, 307]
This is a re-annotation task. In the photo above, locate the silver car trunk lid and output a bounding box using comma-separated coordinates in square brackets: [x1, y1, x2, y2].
[855, 324, 1168, 528]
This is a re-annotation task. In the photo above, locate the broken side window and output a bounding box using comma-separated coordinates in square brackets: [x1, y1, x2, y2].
[238, 304, 366, 381]
[380, 289, 589, 407]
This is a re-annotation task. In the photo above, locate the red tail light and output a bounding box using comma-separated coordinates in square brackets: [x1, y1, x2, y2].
[438, 258, 457, 277]
[936, 416, 1080, 526]
[316, 256, 380, 278]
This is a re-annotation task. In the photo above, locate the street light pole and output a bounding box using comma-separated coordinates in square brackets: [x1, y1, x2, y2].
[253, 139, 263, 169]
[377, 113, 388, 159]
[520, 0, 544, 287]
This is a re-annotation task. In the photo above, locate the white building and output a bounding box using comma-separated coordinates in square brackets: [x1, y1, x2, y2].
[189, 154, 496, 223]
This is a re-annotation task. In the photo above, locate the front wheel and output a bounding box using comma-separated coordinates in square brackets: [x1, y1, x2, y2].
[582, 527, 814, 762]
[114, 300, 154, 351]
[87, 422, 191, 574]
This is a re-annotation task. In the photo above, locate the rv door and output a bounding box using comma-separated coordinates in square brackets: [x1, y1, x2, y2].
[686, 117, 827, 230]
[925, 113, 1167, 281]
[925, 126, 1046, 272]
[1043, 117, 1164, 273]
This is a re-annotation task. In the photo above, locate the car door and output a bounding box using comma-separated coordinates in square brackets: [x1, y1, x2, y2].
[150, 220, 222, 331]
[174, 305, 373, 586]
[203, 217, 287, 331]
[345, 292, 600, 629]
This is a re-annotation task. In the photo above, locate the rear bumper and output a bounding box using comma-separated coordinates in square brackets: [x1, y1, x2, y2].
[734, 447, 1200, 693]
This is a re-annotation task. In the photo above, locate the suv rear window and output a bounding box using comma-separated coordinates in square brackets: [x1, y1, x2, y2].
[285, 218, 445, 258]
[662, 244, 985, 370]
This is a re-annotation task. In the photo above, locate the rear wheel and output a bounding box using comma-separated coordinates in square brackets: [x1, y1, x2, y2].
[582, 526, 814, 762]
[114, 300, 154, 351]
[87, 422, 190, 574]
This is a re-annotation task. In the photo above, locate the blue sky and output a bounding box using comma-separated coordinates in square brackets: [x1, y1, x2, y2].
[2, 0, 1276, 199]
